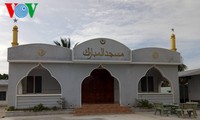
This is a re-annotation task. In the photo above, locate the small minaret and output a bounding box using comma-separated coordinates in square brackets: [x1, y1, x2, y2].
[11, 25, 19, 47]
[171, 28, 177, 51]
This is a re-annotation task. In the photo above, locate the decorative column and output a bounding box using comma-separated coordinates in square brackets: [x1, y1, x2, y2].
[171, 29, 177, 51]
[11, 25, 19, 47]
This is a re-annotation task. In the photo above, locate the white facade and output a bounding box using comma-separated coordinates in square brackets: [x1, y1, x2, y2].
[7, 38, 181, 109]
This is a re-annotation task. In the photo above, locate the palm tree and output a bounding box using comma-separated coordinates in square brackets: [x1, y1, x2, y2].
[54, 37, 78, 48]
[54, 37, 71, 48]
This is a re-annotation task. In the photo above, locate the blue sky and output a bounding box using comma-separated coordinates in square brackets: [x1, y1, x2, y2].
[0, 0, 200, 73]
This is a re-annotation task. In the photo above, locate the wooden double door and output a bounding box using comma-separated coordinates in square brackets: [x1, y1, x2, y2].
[82, 68, 114, 104]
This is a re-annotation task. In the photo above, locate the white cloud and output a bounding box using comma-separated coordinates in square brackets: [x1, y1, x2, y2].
[0, 62, 8, 74]
[0, 3, 9, 17]
[0, 0, 200, 73]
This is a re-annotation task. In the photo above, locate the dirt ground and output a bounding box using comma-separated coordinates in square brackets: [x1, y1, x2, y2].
[0, 106, 6, 118]
[2, 111, 200, 120]
[1, 107, 200, 120]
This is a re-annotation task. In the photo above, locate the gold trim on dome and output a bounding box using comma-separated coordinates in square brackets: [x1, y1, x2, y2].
[152, 52, 159, 59]
[38, 48, 46, 56]
[100, 39, 106, 45]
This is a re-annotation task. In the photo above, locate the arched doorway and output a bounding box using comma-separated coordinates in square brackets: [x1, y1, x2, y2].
[82, 66, 118, 104]
[138, 67, 172, 93]
[17, 65, 61, 94]
[15, 65, 62, 109]
[137, 67, 173, 103]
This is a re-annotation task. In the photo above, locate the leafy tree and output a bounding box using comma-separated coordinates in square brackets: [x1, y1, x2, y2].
[178, 64, 187, 72]
[0, 73, 8, 80]
[161, 80, 170, 87]
[178, 56, 187, 72]
[178, 61, 188, 103]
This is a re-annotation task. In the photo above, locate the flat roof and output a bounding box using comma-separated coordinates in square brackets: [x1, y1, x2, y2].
[0, 80, 8, 86]
[179, 68, 200, 77]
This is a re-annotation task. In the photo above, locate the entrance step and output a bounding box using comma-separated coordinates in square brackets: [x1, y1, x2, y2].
[74, 104, 133, 116]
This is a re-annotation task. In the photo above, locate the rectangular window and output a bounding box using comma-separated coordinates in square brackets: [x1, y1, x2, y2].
[27, 76, 34, 93]
[35, 76, 42, 93]
[141, 76, 154, 92]
[148, 76, 154, 92]
[141, 77, 147, 92]
[0, 91, 6, 101]
[26, 76, 42, 94]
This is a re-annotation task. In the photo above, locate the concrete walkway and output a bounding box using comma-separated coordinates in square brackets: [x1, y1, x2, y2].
[1, 111, 200, 120]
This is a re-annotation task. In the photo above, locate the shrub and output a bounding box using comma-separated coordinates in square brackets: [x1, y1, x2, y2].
[7, 106, 15, 111]
[57, 97, 65, 109]
[7, 104, 59, 112]
[32, 104, 49, 112]
[52, 106, 58, 111]
[136, 99, 153, 109]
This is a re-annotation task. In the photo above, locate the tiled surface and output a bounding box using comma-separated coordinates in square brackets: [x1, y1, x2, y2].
[74, 104, 132, 115]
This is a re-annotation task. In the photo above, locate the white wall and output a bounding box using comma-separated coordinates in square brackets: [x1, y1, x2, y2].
[188, 75, 200, 101]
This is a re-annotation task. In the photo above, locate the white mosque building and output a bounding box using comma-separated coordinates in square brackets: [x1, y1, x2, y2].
[7, 25, 180, 109]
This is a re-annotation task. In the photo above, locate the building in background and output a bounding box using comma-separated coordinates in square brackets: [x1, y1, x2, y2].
[179, 68, 200, 103]
[0, 80, 8, 106]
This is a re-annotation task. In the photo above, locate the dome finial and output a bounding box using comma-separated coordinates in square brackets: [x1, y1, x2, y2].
[170, 28, 177, 51]
[11, 25, 19, 47]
